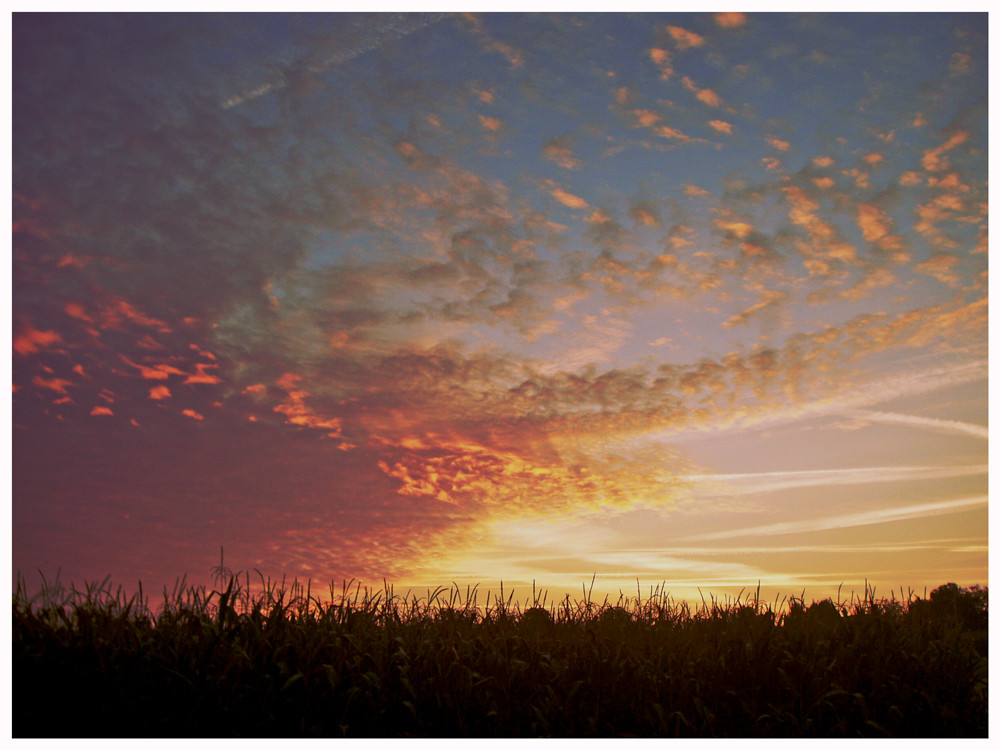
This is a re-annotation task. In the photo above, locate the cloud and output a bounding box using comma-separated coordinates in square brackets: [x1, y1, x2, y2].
[921, 130, 968, 172]
[715, 13, 747, 28]
[856, 203, 892, 242]
[723, 289, 787, 328]
[220, 14, 445, 109]
[149, 385, 171, 400]
[548, 183, 589, 210]
[688, 496, 986, 541]
[628, 202, 662, 228]
[682, 77, 721, 107]
[541, 135, 582, 170]
[849, 410, 987, 439]
[32, 376, 73, 396]
[478, 114, 503, 132]
[766, 135, 790, 152]
[708, 120, 732, 134]
[666, 25, 705, 50]
[948, 51, 973, 75]
[648, 48, 674, 80]
[460, 13, 524, 68]
[14, 324, 62, 356]
[915, 253, 961, 286]
[684, 464, 986, 498]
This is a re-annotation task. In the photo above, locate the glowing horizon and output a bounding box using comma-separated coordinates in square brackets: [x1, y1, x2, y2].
[12, 12, 988, 606]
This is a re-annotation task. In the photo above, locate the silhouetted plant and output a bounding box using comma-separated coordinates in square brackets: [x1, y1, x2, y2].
[13, 572, 987, 738]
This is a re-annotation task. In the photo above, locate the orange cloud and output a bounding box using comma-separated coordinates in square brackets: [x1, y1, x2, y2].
[813, 156, 835, 167]
[549, 185, 589, 210]
[949, 51, 973, 75]
[14, 325, 62, 356]
[184, 362, 223, 385]
[90, 406, 113, 416]
[921, 131, 968, 172]
[714, 220, 754, 240]
[478, 114, 502, 131]
[189, 343, 217, 360]
[857, 204, 892, 242]
[120, 356, 187, 380]
[916, 253, 961, 286]
[541, 137, 582, 170]
[629, 205, 662, 228]
[655, 125, 690, 141]
[715, 12, 747, 28]
[461, 13, 523, 68]
[723, 289, 787, 328]
[782, 185, 857, 271]
[149, 385, 171, 400]
[182, 409, 204, 421]
[32, 375, 72, 395]
[766, 136, 790, 152]
[649, 48, 674, 80]
[64, 303, 93, 323]
[682, 77, 721, 107]
[632, 109, 661, 127]
[708, 119, 732, 134]
[273, 373, 342, 436]
[100, 298, 171, 334]
[667, 25, 705, 50]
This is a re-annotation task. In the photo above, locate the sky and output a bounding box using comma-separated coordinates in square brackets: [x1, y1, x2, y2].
[12, 12, 988, 607]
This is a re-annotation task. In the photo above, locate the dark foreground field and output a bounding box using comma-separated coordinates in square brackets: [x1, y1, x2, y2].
[14, 573, 987, 738]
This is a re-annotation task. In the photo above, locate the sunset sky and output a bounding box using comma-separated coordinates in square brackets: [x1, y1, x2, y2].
[12, 12, 988, 606]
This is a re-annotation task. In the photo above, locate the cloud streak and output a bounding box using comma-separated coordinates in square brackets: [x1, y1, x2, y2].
[688, 496, 987, 541]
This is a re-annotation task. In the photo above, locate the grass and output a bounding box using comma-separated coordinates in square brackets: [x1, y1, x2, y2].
[13, 568, 988, 738]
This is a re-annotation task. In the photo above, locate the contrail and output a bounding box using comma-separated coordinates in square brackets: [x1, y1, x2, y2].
[684, 463, 987, 495]
[849, 409, 988, 439]
[688, 495, 988, 541]
[221, 14, 448, 110]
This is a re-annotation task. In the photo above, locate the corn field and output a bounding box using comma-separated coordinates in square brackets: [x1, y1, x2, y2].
[13, 571, 987, 737]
